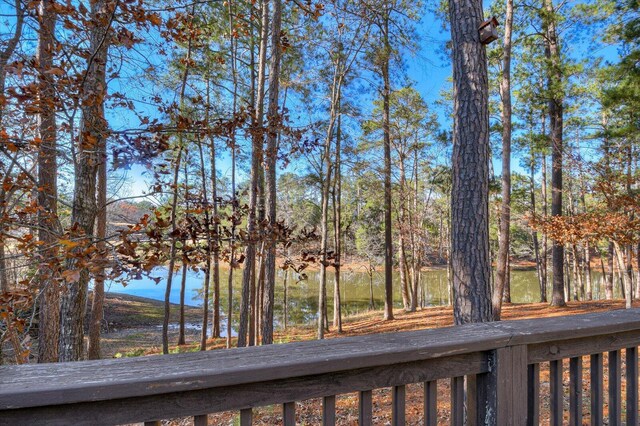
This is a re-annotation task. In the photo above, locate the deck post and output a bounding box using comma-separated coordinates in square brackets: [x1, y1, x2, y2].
[475, 344, 528, 425]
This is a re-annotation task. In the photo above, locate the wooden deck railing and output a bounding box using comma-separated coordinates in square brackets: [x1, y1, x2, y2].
[2, 308, 640, 425]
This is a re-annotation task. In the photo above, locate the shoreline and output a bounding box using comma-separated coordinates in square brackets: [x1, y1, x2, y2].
[97, 292, 634, 359]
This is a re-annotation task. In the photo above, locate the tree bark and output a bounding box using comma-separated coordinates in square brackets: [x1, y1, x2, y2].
[493, 0, 514, 320]
[318, 123, 333, 339]
[613, 241, 633, 309]
[332, 111, 343, 332]
[381, 11, 394, 321]
[178, 160, 189, 347]
[398, 237, 410, 310]
[530, 159, 546, 303]
[206, 80, 220, 339]
[409, 148, 420, 312]
[318, 41, 345, 339]
[542, 0, 566, 308]
[87, 133, 107, 360]
[225, 0, 238, 349]
[448, 0, 493, 324]
[605, 241, 614, 299]
[178, 261, 187, 345]
[584, 242, 592, 300]
[161, 145, 183, 355]
[368, 267, 375, 310]
[159, 18, 194, 354]
[541, 150, 549, 300]
[36, 0, 59, 363]
[239, 0, 269, 347]
[197, 133, 212, 351]
[59, 0, 113, 361]
[262, 0, 282, 346]
[397, 155, 411, 311]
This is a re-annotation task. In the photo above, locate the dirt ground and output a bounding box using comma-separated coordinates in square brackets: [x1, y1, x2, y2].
[99, 293, 203, 358]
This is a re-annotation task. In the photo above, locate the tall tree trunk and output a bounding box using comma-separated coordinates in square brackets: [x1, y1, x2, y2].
[542, 0, 566, 308]
[577, 158, 592, 301]
[160, 22, 193, 354]
[584, 243, 592, 300]
[161, 145, 183, 355]
[503, 257, 511, 303]
[239, 0, 269, 347]
[262, 0, 282, 345]
[87, 136, 107, 360]
[493, 0, 514, 321]
[530, 159, 546, 302]
[178, 159, 190, 347]
[283, 266, 288, 329]
[563, 249, 571, 302]
[381, 12, 394, 321]
[613, 241, 633, 309]
[318, 124, 333, 339]
[368, 267, 375, 310]
[606, 241, 614, 299]
[397, 157, 411, 311]
[36, 0, 59, 363]
[178, 261, 187, 345]
[571, 245, 583, 301]
[332, 111, 343, 332]
[256, 242, 266, 344]
[409, 148, 420, 312]
[398, 238, 410, 310]
[599, 252, 607, 299]
[225, 0, 238, 349]
[448, 0, 493, 324]
[206, 81, 220, 339]
[197, 134, 212, 351]
[541, 151, 549, 299]
[59, 0, 113, 361]
[0, 0, 24, 293]
[318, 50, 344, 339]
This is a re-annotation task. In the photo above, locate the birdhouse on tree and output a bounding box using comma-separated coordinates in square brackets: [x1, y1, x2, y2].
[479, 16, 499, 45]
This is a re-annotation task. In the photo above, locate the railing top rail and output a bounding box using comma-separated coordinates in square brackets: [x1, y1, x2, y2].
[2, 308, 639, 411]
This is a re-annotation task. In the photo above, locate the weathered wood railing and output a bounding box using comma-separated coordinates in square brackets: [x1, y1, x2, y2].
[2, 308, 640, 425]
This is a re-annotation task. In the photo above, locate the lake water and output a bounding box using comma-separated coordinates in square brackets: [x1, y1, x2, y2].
[106, 266, 612, 331]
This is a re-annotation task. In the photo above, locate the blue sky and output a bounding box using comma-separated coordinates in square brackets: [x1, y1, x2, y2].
[110, 0, 621, 199]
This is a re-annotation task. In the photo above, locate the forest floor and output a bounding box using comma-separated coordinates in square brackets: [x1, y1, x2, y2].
[100, 294, 637, 425]
[100, 294, 635, 358]
[98, 293, 202, 358]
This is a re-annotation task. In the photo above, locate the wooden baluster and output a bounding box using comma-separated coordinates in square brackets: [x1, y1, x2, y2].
[240, 409, 252, 426]
[476, 345, 527, 425]
[392, 385, 406, 426]
[283, 402, 296, 426]
[424, 380, 437, 426]
[550, 359, 563, 426]
[569, 357, 583, 426]
[626, 347, 638, 426]
[451, 376, 464, 426]
[527, 363, 540, 426]
[590, 353, 603, 426]
[323, 395, 336, 426]
[359, 390, 373, 426]
[609, 350, 622, 426]
[465, 375, 477, 423]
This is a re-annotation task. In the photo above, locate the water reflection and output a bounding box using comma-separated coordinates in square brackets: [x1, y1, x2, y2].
[106, 267, 611, 330]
